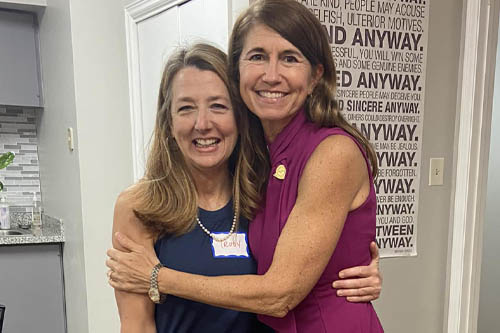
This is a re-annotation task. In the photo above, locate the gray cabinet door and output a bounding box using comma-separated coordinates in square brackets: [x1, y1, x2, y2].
[0, 244, 66, 333]
[0, 9, 41, 107]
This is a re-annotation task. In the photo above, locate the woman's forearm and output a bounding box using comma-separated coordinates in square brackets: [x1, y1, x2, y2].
[120, 320, 156, 333]
[115, 289, 156, 333]
[112, 192, 157, 332]
[157, 267, 298, 317]
[108, 231, 309, 316]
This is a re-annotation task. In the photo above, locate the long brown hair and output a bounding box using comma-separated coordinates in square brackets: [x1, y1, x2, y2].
[131, 43, 269, 237]
[228, 0, 378, 177]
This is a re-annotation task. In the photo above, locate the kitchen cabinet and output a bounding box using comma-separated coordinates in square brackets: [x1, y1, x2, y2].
[0, 244, 66, 332]
[0, 9, 42, 107]
[0, 1, 46, 9]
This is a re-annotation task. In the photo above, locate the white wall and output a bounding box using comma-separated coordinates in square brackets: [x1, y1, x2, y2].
[38, 0, 133, 331]
[373, 0, 462, 332]
[68, 0, 134, 331]
[37, 0, 88, 331]
[477, 25, 500, 332]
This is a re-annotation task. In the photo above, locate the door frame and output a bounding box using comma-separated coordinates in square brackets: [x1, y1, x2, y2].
[124, 0, 248, 180]
[445, 0, 500, 331]
[124, 0, 190, 180]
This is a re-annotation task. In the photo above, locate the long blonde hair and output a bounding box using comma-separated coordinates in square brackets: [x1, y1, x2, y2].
[228, 0, 378, 177]
[131, 43, 269, 237]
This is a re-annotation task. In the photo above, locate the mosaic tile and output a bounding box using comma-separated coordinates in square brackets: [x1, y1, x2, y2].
[0, 107, 41, 206]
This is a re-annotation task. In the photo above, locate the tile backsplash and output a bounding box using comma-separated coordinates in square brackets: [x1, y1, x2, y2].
[0, 106, 41, 208]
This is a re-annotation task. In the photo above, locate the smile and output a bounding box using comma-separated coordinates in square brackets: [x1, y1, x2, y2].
[257, 91, 287, 99]
[193, 138, 220, 147]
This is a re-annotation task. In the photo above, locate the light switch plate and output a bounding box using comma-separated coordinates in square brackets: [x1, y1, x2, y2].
[429, 158, 444, 186]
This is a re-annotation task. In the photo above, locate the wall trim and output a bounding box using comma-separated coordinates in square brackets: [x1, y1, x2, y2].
[126, 0, 188, 22]
[446, 0, 500, 331]
[124, 6, 143, 180]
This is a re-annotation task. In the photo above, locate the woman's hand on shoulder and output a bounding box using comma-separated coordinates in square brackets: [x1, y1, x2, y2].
[107, 232, 159, 293]
[332, 241, 382, 302]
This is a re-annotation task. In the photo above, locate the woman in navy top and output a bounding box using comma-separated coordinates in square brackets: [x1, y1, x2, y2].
[109, 43, 273, 332]
[107, 43, 381, 332]
[154, 203, 271, 332]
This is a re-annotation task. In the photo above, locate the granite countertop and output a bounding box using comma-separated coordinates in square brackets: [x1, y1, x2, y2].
[0, 213, 65, 245]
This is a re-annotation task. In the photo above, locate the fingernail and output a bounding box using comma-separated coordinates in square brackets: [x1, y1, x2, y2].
[339, 272, 344, 278]
[332, 282, 338, 288]
[337, 291, 343, 296]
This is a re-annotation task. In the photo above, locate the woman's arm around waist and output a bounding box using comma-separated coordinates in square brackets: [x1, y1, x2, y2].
[110, 135, 371, 317]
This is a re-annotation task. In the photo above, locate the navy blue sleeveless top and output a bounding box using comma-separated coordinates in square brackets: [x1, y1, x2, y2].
[154, 200, 274, 333]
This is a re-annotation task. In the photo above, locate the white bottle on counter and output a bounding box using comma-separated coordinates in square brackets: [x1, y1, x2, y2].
[31, 192, 42, 230]
[0, 195, 10, 230]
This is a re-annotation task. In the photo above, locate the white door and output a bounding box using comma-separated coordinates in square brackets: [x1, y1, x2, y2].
[125, 0, 248, 179]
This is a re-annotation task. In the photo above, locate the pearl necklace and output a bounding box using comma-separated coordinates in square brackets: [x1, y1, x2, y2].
[196, 211, 237, 242]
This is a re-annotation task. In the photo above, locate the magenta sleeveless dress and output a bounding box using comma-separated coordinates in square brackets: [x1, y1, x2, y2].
[249, 110, 383, 332]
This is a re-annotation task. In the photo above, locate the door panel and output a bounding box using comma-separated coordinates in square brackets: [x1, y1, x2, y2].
[131, 0, 232, 178]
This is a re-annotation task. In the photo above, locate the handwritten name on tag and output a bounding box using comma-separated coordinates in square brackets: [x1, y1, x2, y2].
[211, 233, 250, 258]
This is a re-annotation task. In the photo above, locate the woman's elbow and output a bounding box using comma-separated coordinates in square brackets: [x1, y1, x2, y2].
[269, 305, 291, 318]
[262, 282, 302, 318]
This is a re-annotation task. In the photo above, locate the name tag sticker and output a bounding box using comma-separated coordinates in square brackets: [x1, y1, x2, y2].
[211, 233, 250, 258]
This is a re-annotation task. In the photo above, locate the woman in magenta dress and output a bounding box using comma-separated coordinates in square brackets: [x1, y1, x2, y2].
[107, 0, 383, 331]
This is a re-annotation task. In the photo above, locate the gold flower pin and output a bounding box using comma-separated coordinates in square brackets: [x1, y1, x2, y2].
[273, 164, 286, 180]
